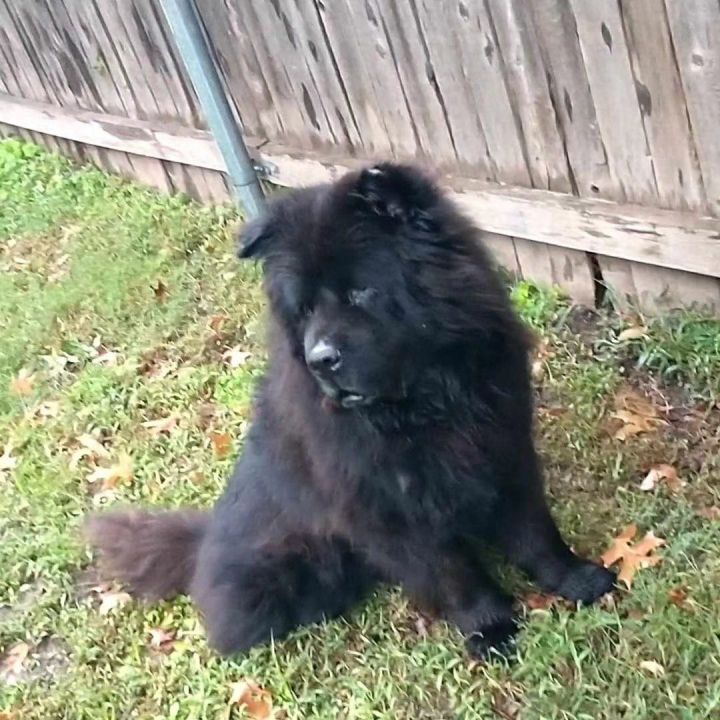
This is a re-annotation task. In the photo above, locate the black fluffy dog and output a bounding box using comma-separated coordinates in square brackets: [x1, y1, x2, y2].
[88, 163, 614, 659]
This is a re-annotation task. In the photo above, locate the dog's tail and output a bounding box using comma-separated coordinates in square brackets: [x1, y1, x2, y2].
[85, 510, 208, 600]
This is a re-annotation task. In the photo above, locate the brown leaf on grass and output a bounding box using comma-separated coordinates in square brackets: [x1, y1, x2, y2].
[229, 679, 273, 719]
[0, 710, 18, 720]
[87, 453, 133, 491]
[668, 587, 689, 608]
[523, 592, 561, 611]
[148, 627, 176, 655]
[211, 431, 233, 459]
[138, 348, 175, 380]
[601, 525, 665, 589]
[0, 642, 29, 683]
[152, 280, 168, 303]
[611, 388, 666, 441]
[600, 524, 637, 566]
[639, 660, 665, 677]
[77, 434, 111, 461]
[209, 314, 229, 335]
[639, 464, 684, 493]
[92, 584, 132, 615]
[617, 326, 648, 342]
[9, 369, 35, 397]
[141, 416, 178, 436]
[697, 506, 720, 521]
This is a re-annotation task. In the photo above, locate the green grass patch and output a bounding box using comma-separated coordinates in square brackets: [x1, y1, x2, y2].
[1, 141, 719, 719]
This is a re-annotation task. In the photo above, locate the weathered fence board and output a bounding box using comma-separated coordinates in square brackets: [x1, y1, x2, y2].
[2, 92, 720, 287]
[0, 0, 719, 313]
[665, 0, 720, 215]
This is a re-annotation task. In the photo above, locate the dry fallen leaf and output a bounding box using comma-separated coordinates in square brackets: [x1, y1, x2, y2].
[697, 506, 720, 521]
[523, 592, 560, 611]
[153, 280, 169, 303]
[9, 369, 35, 397]
[209, 314, 229, 334]
[223, 346, 252, 368]
[0, 642, 30, 683]
[87, 453, 133, 491]
[141, 416, 178, 436]
[93, 584, 132, 615]
[601, 525, 665, 589]
[640, 464, 684, 493]
[138, 349, 175, 381]
[0, 710, 18, 720]
[611, 388, 665, 441]
[668, 587, 689, 608]
[617, 326, 648, 342]
[41, 351, 80, 377]
[229, 679, 273, 719]
[77, 434, 111, 460]
[148, 627, 176, 654]
[639, 660, 665, 677]
[211, 431, 233, 459]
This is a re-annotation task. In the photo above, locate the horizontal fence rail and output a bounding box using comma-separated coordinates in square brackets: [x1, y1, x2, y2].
[0, 0, 718, 312]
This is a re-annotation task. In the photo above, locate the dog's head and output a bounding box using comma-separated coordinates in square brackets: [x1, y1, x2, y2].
[237, 163, 510, 409]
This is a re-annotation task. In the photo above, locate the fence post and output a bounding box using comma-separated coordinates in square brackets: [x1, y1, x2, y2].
[159, 0, 265, 217]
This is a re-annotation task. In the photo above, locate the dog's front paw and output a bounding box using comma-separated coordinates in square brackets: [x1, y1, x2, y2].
[554, 560, 616, 604]
[465, 617, 519, 661]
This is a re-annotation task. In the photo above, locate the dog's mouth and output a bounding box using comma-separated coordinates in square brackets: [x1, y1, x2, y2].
[315, 378, 376, 410]
[336, 390, 374, 408]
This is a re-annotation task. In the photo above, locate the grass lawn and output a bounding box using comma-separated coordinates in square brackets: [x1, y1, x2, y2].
[1, 139, 719, 719]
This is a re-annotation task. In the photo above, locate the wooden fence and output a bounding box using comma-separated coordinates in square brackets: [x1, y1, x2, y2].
[1, 0, 719, 313]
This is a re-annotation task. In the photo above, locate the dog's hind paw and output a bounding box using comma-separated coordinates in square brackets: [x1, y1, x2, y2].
[465, 618, 519, 661]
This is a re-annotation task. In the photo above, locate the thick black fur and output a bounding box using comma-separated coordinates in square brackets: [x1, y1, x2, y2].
[87, 163, 614, 659]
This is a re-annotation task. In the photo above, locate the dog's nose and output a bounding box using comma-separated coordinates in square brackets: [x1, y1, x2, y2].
[306, 339, 341, 372]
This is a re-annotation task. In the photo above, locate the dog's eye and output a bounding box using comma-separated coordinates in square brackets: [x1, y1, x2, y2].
[347, 288, 378, 307]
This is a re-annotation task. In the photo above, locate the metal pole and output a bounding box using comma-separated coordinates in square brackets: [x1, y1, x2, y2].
[159, 0, 265, 217]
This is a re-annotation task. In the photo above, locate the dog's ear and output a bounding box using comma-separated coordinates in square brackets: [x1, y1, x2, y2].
[236, 215, 275, 259]
[354, 163, 436, 225]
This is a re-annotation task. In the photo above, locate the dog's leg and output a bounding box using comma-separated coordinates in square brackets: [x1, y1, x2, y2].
[493, 448, 615, 603]
[366, 539, 518, 659]
[191, 537, 376, 655]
